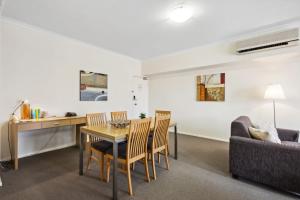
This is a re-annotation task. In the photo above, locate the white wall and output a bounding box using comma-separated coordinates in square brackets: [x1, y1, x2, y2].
[148, 54, 300, 142]
[142, 33, 300, 76]
[0, 14, 5, 160]
[0, 18, 147, 160]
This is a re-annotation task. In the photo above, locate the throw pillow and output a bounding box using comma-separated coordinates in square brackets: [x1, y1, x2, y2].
[264, 125, 281, 144]
[249, 127, 269, 140]
[249, 127, 281, 144]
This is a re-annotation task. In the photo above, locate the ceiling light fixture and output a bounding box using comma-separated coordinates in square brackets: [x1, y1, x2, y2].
[169, 5, 193, 23]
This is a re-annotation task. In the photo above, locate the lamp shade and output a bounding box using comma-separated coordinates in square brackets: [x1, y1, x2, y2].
[264, 84, 286, 100]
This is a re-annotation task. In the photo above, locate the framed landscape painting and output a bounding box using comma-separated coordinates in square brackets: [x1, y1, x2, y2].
[196, 73, 225, 101]
[80, 70, 108, 101]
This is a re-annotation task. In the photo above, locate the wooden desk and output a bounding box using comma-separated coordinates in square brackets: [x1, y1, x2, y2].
[79, 120, 177, 200]
[9, 116, 86, 170]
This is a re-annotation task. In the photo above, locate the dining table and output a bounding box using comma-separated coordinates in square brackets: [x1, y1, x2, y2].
[79, 119, 177, 200]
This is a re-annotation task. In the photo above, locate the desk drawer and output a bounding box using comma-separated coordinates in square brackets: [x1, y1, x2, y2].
[70, 117, 86, 125]
[42, 119, 71, 129]
[18, 122, 42, 131]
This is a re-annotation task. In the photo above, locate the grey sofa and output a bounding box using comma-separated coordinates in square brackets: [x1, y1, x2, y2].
[230, 116, 300, 194]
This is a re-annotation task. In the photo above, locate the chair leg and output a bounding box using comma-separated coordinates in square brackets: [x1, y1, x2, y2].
[106, 158, 111, 183]
[148, 153, 151, 161]
[166, 143, 170, 156]
[157, 152, 161, 164]
[167, 133, 170, 155]
[151, 152, 157, 180]
[86, 150, 92, 173]
[144, 157, 150, 182]
[164, 148, 169, 170]
[100, 153, 104, 181]
[127, 163, 133, 196]
[131, 163, 135, 171]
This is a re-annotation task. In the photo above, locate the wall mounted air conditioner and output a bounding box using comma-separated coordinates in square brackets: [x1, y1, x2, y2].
[236, 28, 299, 54]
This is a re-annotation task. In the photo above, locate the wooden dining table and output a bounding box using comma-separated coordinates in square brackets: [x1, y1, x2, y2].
[79, 119, 177, 200]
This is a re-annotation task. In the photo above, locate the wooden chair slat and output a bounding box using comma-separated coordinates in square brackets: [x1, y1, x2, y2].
[111, 111, 127, 121]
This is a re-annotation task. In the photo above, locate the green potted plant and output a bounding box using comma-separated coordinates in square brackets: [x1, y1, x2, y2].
[139, 112, 146, 119]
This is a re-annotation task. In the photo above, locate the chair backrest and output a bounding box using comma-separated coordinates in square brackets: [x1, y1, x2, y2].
[152, 115, 171, 149]
[86, 113, 107, 142]
[111, 111, 127, 121]
[87, 113, 107, 126]
[127, 118, 151, 161]
[155, 110, 171, 117]
[231, 116, 253, 138]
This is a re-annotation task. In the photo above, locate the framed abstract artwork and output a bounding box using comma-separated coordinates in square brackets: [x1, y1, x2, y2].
[196, 73, 225, 101]
[80, 70, 108, 101]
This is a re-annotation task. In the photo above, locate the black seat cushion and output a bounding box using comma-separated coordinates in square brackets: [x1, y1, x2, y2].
[147, 136, 153, 150]
[91, 140, 113, 152]
[106, 142, 127, 159]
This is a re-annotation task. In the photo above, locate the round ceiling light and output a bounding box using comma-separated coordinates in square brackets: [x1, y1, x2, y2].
[169, 5, 193, 23]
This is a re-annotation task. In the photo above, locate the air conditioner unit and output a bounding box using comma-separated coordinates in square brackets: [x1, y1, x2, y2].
[236, 28, 299, 54]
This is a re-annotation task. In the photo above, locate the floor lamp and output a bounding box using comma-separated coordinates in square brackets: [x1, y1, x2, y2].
[264, 84, 286, 128]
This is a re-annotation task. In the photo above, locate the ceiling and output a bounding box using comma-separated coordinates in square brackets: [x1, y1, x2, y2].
[2, 0, 300, 60]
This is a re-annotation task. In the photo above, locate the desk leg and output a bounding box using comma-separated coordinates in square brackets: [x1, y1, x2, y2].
[113, 141, 118, 200]
[174, 125, 178, 160]
[79, 132, 84, 176]
[76, 124, 86, 147]
[10, 124, 19, 170]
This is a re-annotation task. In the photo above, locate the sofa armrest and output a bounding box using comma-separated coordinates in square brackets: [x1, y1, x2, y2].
[277, 128, 299, 142]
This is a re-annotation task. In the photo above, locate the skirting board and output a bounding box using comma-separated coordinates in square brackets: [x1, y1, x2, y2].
[0, 142, 76, 162]
[170, 130, 229, 143]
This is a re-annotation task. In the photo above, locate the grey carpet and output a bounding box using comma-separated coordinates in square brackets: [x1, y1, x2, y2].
[0, 134, 298, 200]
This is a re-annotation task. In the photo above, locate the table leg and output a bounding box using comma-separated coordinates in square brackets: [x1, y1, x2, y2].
[79, 132, 84, 175]
[76, 124, 80, 147]
[113, 141, 118, 200]
[174, 125, 178, 160]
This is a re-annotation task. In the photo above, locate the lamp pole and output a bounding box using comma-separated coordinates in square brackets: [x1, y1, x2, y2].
[273, 99, 276, 128]
[264, 84, 285, 129]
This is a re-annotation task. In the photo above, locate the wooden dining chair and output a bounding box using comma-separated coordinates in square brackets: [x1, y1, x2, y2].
[154, 110, 171, 162]
[148, 115, 171, 180]
[155, 110, 171, 117]
[105, 118, 152, 196]
[111, 111, 127, 121]
[86, 113, 112, 180]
